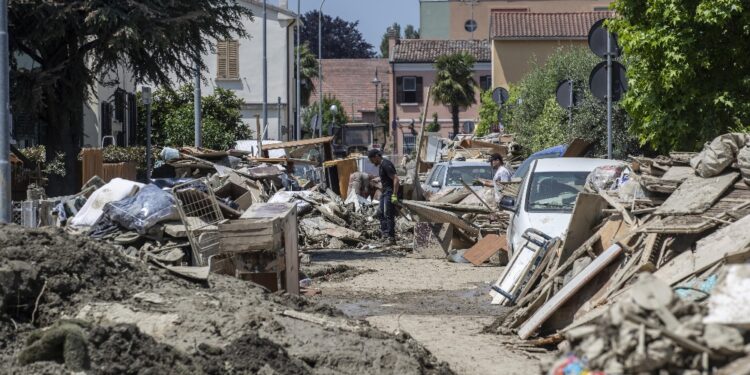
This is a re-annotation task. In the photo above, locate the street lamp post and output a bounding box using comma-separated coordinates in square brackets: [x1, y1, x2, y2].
[296, 0, 302, 140]
[0, 0, 9, 223]
[318, 0, 326, 138]
[371, 69, 381, 125]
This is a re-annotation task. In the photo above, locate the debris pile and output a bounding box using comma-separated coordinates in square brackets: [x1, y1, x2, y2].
[482, 133, 750, 373]
[0, 224, 454, 374]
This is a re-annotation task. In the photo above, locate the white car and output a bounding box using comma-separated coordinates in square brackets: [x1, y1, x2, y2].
[500, 158, 622, 254]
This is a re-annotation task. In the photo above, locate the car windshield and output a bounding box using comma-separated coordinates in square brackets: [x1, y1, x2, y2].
[526, 171, 589, 212]
[344, 127, 372, 145]
[445, 166, 493, 186]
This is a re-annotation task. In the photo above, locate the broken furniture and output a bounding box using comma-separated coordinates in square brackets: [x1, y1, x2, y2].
[172, 179, 225, 267]
[214, 203, 299, 295]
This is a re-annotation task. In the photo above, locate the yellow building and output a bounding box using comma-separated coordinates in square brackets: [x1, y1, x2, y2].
[490, 11, 611, 88]
[420, 0, 612, 40]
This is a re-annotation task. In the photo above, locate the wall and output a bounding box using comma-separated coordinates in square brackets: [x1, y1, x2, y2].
[82, 66, 137, 148]
[194, 0, 296, 141]
[420, 0, 612, 40]
[390, 62, 491, 155]
[491, 39, 587, 88]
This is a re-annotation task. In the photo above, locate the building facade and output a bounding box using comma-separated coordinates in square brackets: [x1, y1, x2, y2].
[192, 0, 297, 141]
[491, 11, 611, 88]
[420, 0, 612, 40]
[389, 36, 491, 155]
[311, 59, 391, 124]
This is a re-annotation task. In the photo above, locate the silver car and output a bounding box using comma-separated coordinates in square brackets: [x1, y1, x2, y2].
[422, 161, 494, 193]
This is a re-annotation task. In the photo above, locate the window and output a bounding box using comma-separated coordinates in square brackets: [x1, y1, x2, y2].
[463, 121, 475, 134]
[428, 165, 447, 187]
[464, 19, 477, 32]
[445, 166, 493, 186]
[403, 134, 416, 155]
[397, 76, 423, 104]
[526, 171, 590, 212]
[216, 40, 239, 79]
[480, 75, 492, 91]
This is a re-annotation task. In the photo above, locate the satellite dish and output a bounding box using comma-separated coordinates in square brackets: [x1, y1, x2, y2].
[492, 87, 509, 106]
[555, 79, 577, 109]
[588, 18, 622, 59]
[589, 60, 628, 102]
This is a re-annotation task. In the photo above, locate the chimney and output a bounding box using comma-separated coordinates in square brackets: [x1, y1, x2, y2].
[387, 27, 400, 60]
[279, 0, 288, 9]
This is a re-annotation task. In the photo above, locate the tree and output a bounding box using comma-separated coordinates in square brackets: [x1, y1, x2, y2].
[505, 47, 637, 158]
[379, 23, 401, 58]
[404, 25, 420, 39]
[300, 11, 374, 58]
[609, 1, 750, 153]
[138, 85, 250, 150]
[302, 96, 349, 137]
[426, 113, 440, 132]
[297, 43, 319, 107]
[377, 98, 389, 126]
[9, 0, 251, 195]
[475, 91, 499, 137]
[380, 23, 419, 58]
[431, 53, 478, 139]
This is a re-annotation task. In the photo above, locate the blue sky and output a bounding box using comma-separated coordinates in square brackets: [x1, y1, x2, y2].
[293, 0, 421, 54]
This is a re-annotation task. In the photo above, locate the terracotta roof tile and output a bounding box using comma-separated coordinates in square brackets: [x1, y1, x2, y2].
[491, 12, 614, 40]
[391, 39, 490, 63]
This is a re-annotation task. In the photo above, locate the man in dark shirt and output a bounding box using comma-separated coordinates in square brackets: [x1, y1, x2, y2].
[368, 149, 399, 243]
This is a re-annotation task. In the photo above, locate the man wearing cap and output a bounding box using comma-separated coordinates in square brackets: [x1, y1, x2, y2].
[367, 149, 399, 244]
[477, 153, 511, 187]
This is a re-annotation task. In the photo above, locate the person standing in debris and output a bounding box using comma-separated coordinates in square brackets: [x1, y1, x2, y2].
[368, 149, 399, 244]
[478, 153, 511, 186]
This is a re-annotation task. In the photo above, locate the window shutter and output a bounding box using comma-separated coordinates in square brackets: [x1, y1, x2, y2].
[396, 77, 404, 104]
[101, 102, 112, 137]
[216, 41, 228, 79]
[415, 77, 423, 104]
[227, 40, 239, 79]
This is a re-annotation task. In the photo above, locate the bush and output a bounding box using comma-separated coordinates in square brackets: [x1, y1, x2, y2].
[476, 91, 499, 137]
[302, 96, 349, 137]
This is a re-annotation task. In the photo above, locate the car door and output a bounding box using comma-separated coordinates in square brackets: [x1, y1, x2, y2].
[424, 165, 445, 193]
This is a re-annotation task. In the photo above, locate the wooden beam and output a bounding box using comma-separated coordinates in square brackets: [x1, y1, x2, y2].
[411, 85, 432, 201]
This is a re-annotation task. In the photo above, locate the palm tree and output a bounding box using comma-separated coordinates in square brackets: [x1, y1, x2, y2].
[297, 43, 319, 106]
[431, 53, 477, 139]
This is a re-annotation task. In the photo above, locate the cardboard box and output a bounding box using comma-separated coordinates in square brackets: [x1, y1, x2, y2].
[215, 181, 253, 211]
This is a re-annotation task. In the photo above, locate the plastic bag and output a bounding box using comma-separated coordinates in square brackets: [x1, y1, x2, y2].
[690, 133, 749, 178]
[69, 178, 143, 227]
[584, 163, 627, 193]
[738, 145, 750, 186]
[103, 184, 180, 234]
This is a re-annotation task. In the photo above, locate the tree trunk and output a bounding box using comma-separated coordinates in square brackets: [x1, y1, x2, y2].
[44, 84, 83, 197]
[451, 105, 460, 139]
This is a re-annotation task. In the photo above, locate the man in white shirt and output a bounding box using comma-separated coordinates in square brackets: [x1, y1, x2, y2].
[487, 153, 511, 184]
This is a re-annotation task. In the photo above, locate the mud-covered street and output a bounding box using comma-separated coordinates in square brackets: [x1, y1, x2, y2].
[305, 248, 553, 374]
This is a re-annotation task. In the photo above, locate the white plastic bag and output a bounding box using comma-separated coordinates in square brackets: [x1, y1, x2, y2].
[69, 178, 143, 227]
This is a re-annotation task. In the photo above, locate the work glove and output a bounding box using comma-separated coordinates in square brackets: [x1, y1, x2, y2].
[390, 195, 398, 204]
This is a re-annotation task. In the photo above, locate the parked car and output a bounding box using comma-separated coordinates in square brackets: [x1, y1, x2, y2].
[500, 157, 621, 254]
[511, 144, 567, 181]
[422, 161, 493, 194]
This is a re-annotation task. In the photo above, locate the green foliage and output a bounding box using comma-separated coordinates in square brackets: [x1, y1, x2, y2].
[377, 98, 389, 127]
[297, 43, 319, 107]
[610, 0, 750, 152]
[138, 85, 250, 150]
[506, 47, 636, 158]
[476, 91, 499, 137]
[380, 23, 419, 57]
[426, 113, 441, 132]
[302, 96, 350, 137]
[300, 11, 374, 58]
[432, 53, 478, 138]
[404, 25, 420, 39]
[19, 146, 66, 177]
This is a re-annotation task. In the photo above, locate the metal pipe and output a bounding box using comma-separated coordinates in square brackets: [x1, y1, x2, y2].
[296, 0, 302, 140]
[569, 80, 573, 132]
[606, 31, 612, 159]
[194, 60, 202, 147]
[263, 0, 268, 140]
[277, 96, 282, 139]
[0, 0, 11, 223]
[143, 87, 153, 182]
[318, 0, 326, 138]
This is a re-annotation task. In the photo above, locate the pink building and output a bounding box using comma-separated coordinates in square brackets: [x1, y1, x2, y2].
[388, 36, 491, 156]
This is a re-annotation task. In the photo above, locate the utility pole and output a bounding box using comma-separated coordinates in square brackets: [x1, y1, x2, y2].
[296, 0, 302, 140]
[277, 97, 283, 140]
[318, 0, 326, 138]
[142, 87, 153, 182]
[0, 0, 9, 223]
[194, 60, 202, 147]
[263, 0, 268, 140]
[606, 30, 613, 159]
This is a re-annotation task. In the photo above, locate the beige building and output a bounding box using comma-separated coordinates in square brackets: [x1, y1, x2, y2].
[420, 0, 612, 40]
[491, 11, 612, 88]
